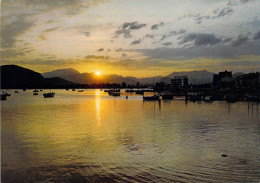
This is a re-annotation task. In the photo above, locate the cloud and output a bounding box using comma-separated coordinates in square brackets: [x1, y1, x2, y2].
[113, 21, 146, 38]
[231, 35, 249, 46]
[83, 32, 90, 37]
[160, 29, 186, 41]
[97, 48, 104, 52]
[223, 38, 233, 43]
[179, 33, 222, 47]
[145, 34, 154, 38]
[151, 22, 164, 30]
[131, 39, 141, 45]
[123, 21, 146, 30]
[240, 0, 250, 4]
[122, 53, 127, 57]
[138, 41, 260, 60]
[253, 30, 260, 40]
[217, 7, 234, 18]
[1, 16, 35, 48]
[115, 48, 123, 52]
[162, 42, 172, 46]
[85, 55, 109, 59]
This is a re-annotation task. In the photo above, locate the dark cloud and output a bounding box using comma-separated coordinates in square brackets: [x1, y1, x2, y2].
[115, 48, 123, 52]
[97, 48, 104, 52]
[131, 39, 141, 45]
[240, 0, 250, 4]
[114, 29, 131, 38]
[145, 34, 154, 38]
[179, 33, 222, 47]
[1, 16, 35, 48]
[217, 7, 234, 18]
[151, 22, 164, 30]
[113, 21, 146, 38]
[122, 53, 127, 57]
[85, 55, 109, 59]
[223, 38, 232, 43]
[83, 32, 90, 37]
[160, 29, 186, 41]
[138, 41, 260, 60]
[231, 35, 249, 46]
[123, 21, 146, 30]
[253, 31, 260, 40]
[162, 42, 172, 46]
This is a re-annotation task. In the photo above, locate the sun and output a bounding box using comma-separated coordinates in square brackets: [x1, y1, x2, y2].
[95, 71, 100, 76]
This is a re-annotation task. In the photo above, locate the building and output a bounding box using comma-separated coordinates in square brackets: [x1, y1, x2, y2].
[171, 76, 188, 87]
[213, 70, 234, 88]
[237, 72, 260, 88]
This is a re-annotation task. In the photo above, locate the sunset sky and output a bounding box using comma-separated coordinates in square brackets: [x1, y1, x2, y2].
[1, 0, 260, 77]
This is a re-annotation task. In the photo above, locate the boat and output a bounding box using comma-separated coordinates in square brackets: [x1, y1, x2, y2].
[112, 92, 120, 96]
[1, 94, 7, 100]
[72, 89, 76, 91]
[23, 89, 26, 91]
[66, 88, 69, 91]
[161, 91, 173, 100]
[33, 89, 39, 92]
[33, 93, 38, 95]
[143, 95, 160, 101]
[43, 89, 55, 98]
[43, 92, 55, 98]
[78, 90, 84, 92]
[15, 91, 19, 93]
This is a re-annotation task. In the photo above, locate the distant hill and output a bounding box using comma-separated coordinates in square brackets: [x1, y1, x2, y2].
[42, 68, 85, 84]
[0, 65, 79, 89]
[160, 70, 214, 84]
[42, 69, 164, 85]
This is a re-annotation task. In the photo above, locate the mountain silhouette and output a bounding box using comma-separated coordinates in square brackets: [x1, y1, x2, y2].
[160, 70, 214, 84]
[1, 65, 78, 89]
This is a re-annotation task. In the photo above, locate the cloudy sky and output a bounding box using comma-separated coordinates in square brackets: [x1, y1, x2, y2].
[1, 0, 260, 77]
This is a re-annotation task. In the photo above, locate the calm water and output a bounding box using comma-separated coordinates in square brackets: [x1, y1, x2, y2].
[1, 89, 260, 183]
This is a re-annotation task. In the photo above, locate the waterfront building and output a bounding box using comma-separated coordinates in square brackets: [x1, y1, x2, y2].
[171, 76, 188, 87]
[213, 70, 234, 88]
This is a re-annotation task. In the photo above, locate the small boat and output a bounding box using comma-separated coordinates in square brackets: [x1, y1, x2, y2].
[33, 93, 38, 95]
[66, 88, 69, 91]
[1, 94, 7, 100]
[23, 89, 26, 91]
[112, 92, 120, 96]
[40, 89, 43, 91]
[43, 89, 55, 98]
[15, 91, 19, 93]
[143, 95, 160, 101]
[78, 90, 84, 92]
[161, 91, 173, 100]
[72, 89, 76, 91]
[33, 89, 39, 92]
[43, 92, 55, 98]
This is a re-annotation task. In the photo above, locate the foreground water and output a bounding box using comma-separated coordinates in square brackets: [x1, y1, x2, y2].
[1, 89, 260, 182]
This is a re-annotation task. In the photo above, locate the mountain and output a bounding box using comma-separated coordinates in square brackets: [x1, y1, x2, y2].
[42, 69, 164, 85]
[42, 68, 85, 84]
[160, 70, 214, 84]
[1, 65, 45, 88]
[1, 65, 79, 89]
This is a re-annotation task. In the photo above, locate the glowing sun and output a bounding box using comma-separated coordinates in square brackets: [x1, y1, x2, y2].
[95, 71, 101, 76]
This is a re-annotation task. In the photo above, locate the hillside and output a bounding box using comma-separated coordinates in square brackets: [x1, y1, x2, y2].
[0, 65, 79, 89]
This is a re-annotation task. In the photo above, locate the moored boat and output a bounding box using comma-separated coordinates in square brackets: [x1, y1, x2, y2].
[43, 92, 55, 98]
[143, 95, 160, 101]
